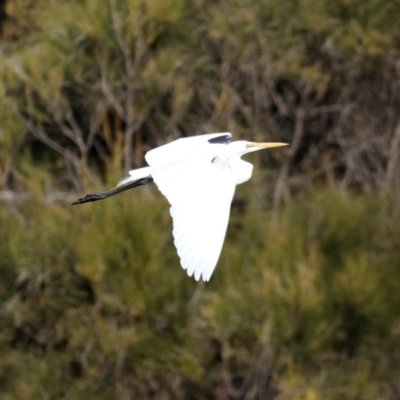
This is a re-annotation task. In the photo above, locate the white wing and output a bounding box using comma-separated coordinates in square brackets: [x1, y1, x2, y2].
[118, 133, 231, 187]
[151, 158, 236, 281]
[145, 133, 232, 167]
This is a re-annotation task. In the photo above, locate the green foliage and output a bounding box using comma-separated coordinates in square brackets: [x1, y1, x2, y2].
[2, 0, 400, 190]
[1, 0, 400, 397]
[1, 188, 400, 399]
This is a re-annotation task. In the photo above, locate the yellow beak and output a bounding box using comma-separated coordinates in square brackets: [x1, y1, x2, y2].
[252, 142, 289, 149]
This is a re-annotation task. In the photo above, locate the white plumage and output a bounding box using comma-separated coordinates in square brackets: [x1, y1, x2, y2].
[73, 133, 288, 281]
[151, 158, 236, 281]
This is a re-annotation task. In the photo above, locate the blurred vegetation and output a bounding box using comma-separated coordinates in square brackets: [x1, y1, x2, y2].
[1, 0, 400, 197]
[1, 189, 400, 399]
[1, 0, 400, 398]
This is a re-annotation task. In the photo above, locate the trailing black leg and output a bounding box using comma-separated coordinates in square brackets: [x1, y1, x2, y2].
[71, 177, 153, 205]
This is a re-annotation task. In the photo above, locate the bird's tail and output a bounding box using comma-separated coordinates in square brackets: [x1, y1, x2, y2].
[117, 167, 152, 187]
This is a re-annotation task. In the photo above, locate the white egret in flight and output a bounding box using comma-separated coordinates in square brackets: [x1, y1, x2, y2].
[72, 133, 287, 281]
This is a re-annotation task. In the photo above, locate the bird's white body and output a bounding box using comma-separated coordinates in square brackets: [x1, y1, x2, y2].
[73, 133, 287, 281]
[116, 133, 287, 281]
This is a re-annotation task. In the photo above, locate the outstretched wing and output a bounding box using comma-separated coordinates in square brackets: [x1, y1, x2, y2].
[151, 159, 236, 281]
[145, 133, 232, 167]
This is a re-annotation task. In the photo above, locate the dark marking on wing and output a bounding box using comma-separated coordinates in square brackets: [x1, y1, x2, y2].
[208, 134, 232, 144]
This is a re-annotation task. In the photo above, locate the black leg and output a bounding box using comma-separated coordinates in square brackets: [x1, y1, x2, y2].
[71, 177, 153, 205]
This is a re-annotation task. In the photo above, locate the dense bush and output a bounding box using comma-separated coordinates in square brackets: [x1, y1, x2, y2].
[1, 0, 400, 398]
[1, 0, 400, 196]
[1, 189, 400, 399]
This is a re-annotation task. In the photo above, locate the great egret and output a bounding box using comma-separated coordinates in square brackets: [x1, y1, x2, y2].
[72, 133, 287, 281]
